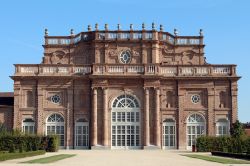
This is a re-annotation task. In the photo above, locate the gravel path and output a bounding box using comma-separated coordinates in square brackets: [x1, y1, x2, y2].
[0, 150, 249, 166]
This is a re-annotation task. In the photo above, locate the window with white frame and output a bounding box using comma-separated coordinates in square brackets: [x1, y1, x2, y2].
[216, 119, 229, 136]
[51, 94, 61, 104]
[111, 94, 140, 149]
[46, 114, 64, 146]
[75, 118, 89, 148]
[163, 119, 176, 149]
[22, 118, 35, 134]
[186, 114, 205, 149]
[119, 50, 132, 64]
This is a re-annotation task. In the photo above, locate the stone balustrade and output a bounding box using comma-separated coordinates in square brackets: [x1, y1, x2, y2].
[45, 31, 203, 46]
[14, 64, 236, 77]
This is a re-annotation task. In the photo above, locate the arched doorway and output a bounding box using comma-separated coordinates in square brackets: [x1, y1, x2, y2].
[186, 113, 205, 150]
[46, 113, 65, 147]
[75, 118, 89, 149]
[162, 119, 176, 149]
[111, 94, 140, 149]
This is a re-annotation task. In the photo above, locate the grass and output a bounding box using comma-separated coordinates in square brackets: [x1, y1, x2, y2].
[22, 154, 76, 164]
[0, 150, 46, 161]
[182, 154, 250, 164]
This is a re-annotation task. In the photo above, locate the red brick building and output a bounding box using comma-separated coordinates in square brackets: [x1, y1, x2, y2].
[243, 123, 250, 136]
[0, 92, 14, 131]
[1, 24, 241, 150]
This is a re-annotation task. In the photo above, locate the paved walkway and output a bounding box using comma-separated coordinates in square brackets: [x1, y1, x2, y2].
[0, 150, 249, 166]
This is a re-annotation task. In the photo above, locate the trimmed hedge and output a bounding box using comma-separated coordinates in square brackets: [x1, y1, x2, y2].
[0, 150, 45, 161]
[0, 135, 59, 153]
[196, 136, 250, 153]
[246, 137, 250, 155]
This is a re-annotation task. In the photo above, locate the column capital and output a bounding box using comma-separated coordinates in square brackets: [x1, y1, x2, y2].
[91, 86, 98, 90]
[92, 88, 97, 95]
[102, 87, 108, 90]
[154, 87, 160, 93]
[144, 88, 149, 95]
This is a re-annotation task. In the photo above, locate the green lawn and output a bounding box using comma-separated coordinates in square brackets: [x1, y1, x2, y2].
[21, 154, 76, 164]
[182, 154, 250, 164]
[0, 150, 46, 161]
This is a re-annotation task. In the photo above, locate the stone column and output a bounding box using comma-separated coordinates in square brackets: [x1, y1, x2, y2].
[36, 86, 44, 135]
[155, 88, 161, 147]
[177, 86, 186, 150]
[13, 86, 20, 129]
[103, 88, 108, 147]
[144, 88, 150, 147]
[231, 81, 238, 123]
[91, 88, 98, 147]
[152, 43, 159, 63]
[207, 88, 215, 136]
[66, 88, 74, 149]
[142, 44, 147, 64]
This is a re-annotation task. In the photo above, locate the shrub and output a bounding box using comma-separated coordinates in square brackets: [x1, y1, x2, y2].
[230, 120, 246, 139]
[197, 136, 249, 153]
[46, 135, 59, 152]
[246, 137, 250, 154]
[0, 150, 45, 161]
[0, 123, 8, 136]
[196, 136, 210, 152]
[0, 135, 59, 153]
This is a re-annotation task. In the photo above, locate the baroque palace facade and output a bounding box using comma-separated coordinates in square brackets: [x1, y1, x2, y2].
[5, 23, 240, 150]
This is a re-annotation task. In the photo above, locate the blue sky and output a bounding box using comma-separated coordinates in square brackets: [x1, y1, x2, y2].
[0, 0, 249, 122]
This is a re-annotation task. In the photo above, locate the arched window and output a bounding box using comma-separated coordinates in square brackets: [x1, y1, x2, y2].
[46, 114, 64, 146]
[112, 94, 139, 108]
[111, 94, 140, 149]
[216, 119, 229, 136]
[186, 114, 206, 149]
[75, 118, 89, 149]
[22, 118, 35, 134]
[163, 119, 176, 149]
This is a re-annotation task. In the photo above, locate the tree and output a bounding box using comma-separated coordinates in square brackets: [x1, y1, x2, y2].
[230, 120, 245, 139]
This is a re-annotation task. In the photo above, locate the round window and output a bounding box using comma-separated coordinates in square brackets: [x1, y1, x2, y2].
[51, 95, 61, 104]
[191, 95, 200, 104]
[119, 50, 131, 64]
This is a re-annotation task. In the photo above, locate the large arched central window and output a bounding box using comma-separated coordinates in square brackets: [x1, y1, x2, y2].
[111, 94, 140, 149]
[186, 113, 206, 150]
[112, 94, 139, 108]
[46, 113, 65, 147]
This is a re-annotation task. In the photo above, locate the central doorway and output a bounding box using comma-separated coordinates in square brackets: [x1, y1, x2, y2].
[111, 94, 141, 149]
[186, 113, 206, 150]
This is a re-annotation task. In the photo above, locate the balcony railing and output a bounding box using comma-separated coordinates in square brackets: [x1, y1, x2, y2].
[14, 64, 236, 77]
[45, 31, 203, 46]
